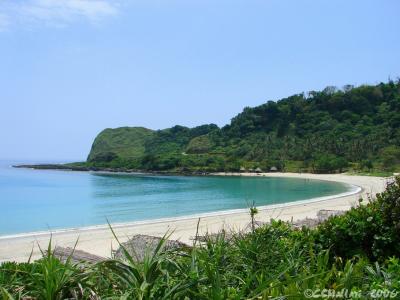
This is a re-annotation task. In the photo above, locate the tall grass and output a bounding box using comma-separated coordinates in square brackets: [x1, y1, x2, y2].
[100, 224, 192, 299]
[0, 240, 99, 300]
[1, 222, 399, 299]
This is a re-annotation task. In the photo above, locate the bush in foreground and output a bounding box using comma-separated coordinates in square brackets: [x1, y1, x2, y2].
[315, 177, 400, 260]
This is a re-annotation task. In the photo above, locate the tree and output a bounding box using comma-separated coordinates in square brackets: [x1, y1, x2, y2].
[360, 159, 373, 171]
[313, 154, 348, 173]
[380, 146, 400, 171]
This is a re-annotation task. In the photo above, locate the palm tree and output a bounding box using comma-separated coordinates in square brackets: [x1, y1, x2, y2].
[249, 201, 259, 232]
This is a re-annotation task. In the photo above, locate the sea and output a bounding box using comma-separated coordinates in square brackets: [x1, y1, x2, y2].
[0, 160, 354, 236]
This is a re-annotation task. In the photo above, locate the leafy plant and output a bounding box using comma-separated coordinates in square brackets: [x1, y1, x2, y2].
[314, 177, 400, 260]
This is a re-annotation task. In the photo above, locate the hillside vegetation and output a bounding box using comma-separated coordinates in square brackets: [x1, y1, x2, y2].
[87, 127, 155, 162]
[86, 80, 400, 173]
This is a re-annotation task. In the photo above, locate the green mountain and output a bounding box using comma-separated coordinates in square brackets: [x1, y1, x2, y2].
[86, 80, 400, 173]
[87, 127, 154, 162]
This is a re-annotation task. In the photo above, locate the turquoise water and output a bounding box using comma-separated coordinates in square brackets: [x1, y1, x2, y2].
[0, 161, 351, 235]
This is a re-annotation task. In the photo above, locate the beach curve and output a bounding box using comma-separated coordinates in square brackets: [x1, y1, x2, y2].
[0, 173, 389, 262]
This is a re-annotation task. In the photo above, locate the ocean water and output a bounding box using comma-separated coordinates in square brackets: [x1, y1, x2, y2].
[0, 161, 353, 235]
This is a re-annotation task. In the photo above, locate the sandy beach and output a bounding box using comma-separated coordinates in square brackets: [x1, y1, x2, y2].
[0, 173, 390, 263]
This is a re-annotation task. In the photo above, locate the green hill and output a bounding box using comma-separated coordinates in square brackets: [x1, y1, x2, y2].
[86, 80, 400, 173]
[87, 127, 155, 163]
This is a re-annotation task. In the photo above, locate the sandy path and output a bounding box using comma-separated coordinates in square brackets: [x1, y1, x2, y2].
[0, 173, 389, 262]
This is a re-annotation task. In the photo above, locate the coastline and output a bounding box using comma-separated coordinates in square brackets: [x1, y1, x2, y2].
[0, 172, 389, 262]
[12, 163, 211, 176]
[0, 183, 360, 241]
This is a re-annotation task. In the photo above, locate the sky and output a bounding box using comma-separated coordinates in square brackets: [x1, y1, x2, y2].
[0, 0, 399, 161]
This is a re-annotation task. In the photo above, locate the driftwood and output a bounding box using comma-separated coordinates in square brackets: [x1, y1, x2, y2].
[50, 246, 106, 264]
[114, 234, 189, 262]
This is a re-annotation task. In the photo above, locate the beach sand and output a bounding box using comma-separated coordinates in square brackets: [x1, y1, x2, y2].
[0, 173, 390, 263]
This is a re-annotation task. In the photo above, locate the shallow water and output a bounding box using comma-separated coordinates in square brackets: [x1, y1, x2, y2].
[0, 160, 351, 235]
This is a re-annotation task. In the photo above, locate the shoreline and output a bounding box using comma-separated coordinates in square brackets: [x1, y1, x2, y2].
[0, 172, 389, 262]
[12, 163, 212, 176]
[0, 182, 360, 240]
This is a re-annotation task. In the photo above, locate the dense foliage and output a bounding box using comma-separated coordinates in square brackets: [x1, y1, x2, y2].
[85, 80, 400, 174]
[2, 178, 400, 299]
[314, 177, 400, 261]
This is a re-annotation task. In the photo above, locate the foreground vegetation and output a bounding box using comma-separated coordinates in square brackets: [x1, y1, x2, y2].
[84, 80, 400, 174]
[1, 177, 400, 299]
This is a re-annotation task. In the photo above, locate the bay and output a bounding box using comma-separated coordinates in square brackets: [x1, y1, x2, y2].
[0, 160, 351, 235]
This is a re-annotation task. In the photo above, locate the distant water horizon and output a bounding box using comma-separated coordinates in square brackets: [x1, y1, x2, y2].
[0, 160, 354, 236]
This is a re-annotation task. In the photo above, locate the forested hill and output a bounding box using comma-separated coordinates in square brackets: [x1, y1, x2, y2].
[86, 80, 400, 173]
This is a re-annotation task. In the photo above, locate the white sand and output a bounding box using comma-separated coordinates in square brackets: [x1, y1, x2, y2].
[0, 173, 390, 262]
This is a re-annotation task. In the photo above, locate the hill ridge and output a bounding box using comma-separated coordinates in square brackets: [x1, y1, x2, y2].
[87, 80, 400, 174]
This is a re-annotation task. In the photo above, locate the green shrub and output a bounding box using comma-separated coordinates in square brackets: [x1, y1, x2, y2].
[313, 154, 348, 173]
[314, 177, 400, 260]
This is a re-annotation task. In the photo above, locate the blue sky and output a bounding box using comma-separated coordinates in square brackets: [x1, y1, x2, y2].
[0, 0, 399, 161]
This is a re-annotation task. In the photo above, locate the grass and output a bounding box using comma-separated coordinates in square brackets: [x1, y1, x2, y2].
[1, 226, 399, 299]
[87, 127, 155, 162]
[2, 225, 399, 299]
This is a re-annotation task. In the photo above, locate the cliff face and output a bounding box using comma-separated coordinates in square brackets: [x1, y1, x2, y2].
[87, 127, 155, 162]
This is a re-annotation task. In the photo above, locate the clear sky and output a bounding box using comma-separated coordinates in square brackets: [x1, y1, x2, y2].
[0, 0, 399, 161]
